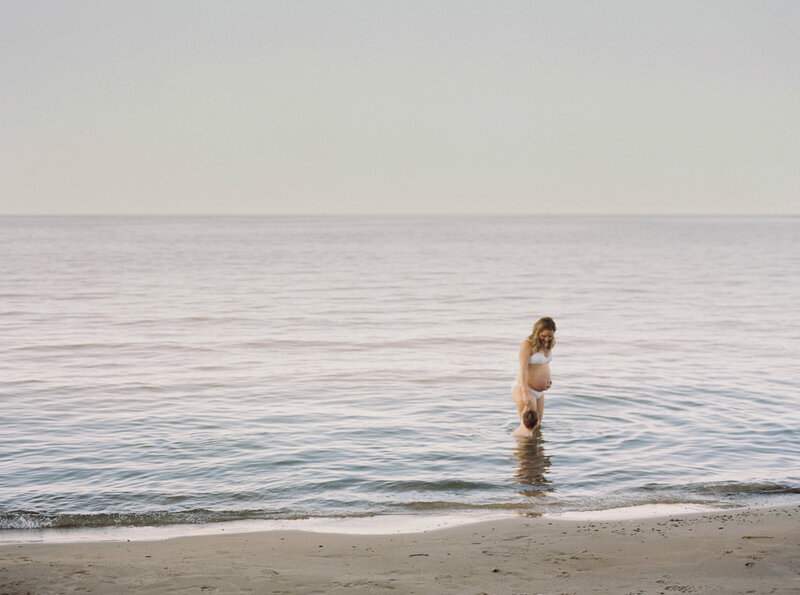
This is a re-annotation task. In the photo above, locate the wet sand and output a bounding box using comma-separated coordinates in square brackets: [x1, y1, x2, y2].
[2, 505, 798, 593]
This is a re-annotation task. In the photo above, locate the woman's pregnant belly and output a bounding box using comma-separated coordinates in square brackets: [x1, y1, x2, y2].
[527, 364, 551, 392]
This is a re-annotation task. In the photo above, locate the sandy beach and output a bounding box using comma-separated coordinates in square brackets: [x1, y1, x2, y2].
[1, 505, 797, 594]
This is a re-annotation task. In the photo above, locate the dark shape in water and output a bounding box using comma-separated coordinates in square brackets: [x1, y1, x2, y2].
[523, 409, 538, 429]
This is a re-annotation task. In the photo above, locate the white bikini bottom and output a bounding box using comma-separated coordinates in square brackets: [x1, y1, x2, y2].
[512, 380, 543, 400]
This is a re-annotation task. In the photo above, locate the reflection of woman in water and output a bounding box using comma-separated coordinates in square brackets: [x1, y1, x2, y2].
[511, 317, 556, 437]
[511, 435, 552, 497]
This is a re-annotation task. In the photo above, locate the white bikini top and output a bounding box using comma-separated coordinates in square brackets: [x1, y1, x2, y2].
[529, 351, 552, 365]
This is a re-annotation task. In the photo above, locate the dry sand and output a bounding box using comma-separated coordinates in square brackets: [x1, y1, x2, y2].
[1, 505, 798, 594]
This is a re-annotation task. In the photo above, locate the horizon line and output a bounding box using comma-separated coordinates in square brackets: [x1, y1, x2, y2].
[0, 212, 797, 218]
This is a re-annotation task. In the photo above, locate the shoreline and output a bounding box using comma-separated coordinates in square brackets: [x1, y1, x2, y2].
[2, 504, 797, 593]
[0, 503, 728, 546]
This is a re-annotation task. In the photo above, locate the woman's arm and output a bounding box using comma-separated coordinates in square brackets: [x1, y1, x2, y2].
[518, 340, 531, 404]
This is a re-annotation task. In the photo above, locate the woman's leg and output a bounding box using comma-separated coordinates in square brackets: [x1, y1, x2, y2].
[535, 394, 545, 427]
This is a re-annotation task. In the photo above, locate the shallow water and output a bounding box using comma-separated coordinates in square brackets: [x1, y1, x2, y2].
[1, 215, 798, 531]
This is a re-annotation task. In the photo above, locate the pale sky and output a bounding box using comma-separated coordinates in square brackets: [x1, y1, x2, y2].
[2, 0, 798, 215]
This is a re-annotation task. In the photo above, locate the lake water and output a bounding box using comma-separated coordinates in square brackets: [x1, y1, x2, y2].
[1, 215, 798, 536]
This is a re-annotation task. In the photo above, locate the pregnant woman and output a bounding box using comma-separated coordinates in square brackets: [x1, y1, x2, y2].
[511, 317, 556, 437]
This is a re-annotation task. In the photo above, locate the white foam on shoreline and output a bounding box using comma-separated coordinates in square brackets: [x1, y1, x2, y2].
[0, 512, 517, 545]
[543, 503, 720, 521]
[0, 502, 746, 545]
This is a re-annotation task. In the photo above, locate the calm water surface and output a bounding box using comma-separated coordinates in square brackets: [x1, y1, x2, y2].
[1, 216, 798, 531]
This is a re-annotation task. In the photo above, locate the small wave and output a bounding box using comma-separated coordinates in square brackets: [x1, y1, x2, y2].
[372, 479, 497, 493]
[640, 481, 800, 498]
[395, 500, 538, 512]
[9, 342, 135, 353]
[697, 482, 800, 496]
[0, 505, 529, 534]
[0, 509, 300, 531]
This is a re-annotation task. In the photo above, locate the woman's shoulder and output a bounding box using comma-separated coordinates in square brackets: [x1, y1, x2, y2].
[519, 339, 532, 352]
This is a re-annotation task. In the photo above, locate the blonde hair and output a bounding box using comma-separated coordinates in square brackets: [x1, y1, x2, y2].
[527, 317, 557, 353]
